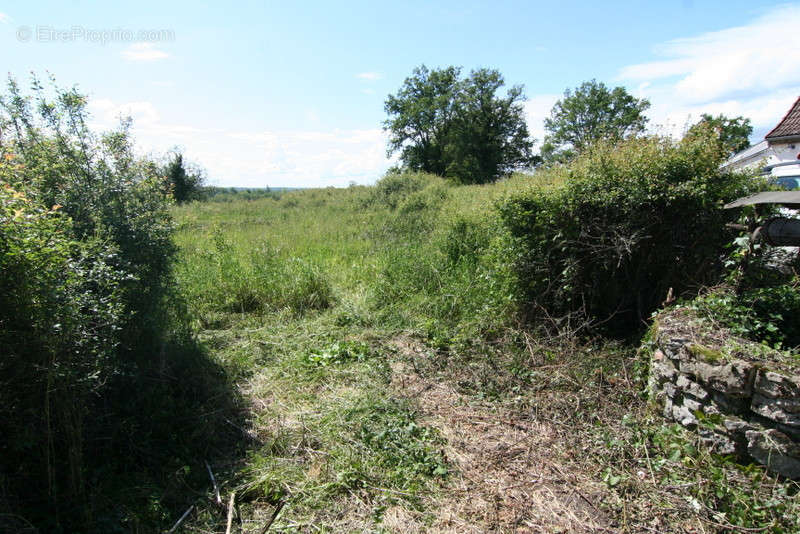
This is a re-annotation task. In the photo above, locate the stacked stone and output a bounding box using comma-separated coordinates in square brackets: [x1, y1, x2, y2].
[648, 312, 800, 479]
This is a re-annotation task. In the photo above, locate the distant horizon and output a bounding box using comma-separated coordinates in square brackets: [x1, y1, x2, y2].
[3, 1, 799, 187]
[205, 185, 304, 190]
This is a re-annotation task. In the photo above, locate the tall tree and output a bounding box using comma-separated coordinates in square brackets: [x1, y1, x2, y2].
[384, 65, 462, 177]
[687, 113, 752, 156]
[543, 80, 650, 162]
[445, 68, 536, 184]
[384, 65, 535, 184]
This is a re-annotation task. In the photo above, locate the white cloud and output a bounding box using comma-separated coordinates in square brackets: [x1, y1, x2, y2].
[203, 127, 390, 187]
[618, 4, 800, 137]
[620, 5, 800, 102]
[356, 72, 381, 81]
[89, 99, 161, 126]
[523, 93, 561, 144]
[121, 42, 169, 62]
[638, 86, 799, 139]
[87, 98, 392, 187]
[0, 12, 10, 24]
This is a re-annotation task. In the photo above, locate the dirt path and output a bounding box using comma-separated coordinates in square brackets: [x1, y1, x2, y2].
[386, 337, 612, 534]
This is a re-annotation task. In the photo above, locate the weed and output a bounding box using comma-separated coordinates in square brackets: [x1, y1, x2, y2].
[305, 341, 374, 366]
[346, 398, 449, 488]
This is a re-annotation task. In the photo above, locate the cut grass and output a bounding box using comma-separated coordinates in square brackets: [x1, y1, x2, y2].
[182, 309, 449, 532]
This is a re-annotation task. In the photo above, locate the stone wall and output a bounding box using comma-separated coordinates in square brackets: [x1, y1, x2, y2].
[648, 308, 800, 479]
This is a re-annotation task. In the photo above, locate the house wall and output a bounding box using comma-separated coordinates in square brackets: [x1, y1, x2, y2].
[723, 139, 800, 188]
[768, 140, 800, 178]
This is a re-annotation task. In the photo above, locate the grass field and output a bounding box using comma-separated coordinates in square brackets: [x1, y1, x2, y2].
[171, 175, 799, 533]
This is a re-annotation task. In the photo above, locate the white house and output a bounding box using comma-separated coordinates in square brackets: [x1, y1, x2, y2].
[724, 96, 800, 189]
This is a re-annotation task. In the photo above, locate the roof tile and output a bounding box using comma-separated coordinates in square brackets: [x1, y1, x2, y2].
[766, 96, 800, 139]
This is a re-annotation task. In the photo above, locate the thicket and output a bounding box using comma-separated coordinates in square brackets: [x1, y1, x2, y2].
[363, 136, 800, 531]
[498, 131, 761, 332]
[0, 77, 239, 531]
[368, 129, 765, 364]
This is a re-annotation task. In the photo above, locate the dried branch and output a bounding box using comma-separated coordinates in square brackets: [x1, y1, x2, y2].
[166, 505, 194, 534]
[205, 460, 221, 505]
[224, 492, 236, 534]
[258, 500, 286, 534]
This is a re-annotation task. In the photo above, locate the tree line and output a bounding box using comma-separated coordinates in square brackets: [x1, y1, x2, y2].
[384, 66, 753, 184]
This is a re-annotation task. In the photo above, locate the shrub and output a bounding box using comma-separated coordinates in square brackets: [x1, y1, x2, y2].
[0, 78, 176, 338]
[0, 76, 239, 531]
[0, 179, 125, 519]
[369, 171, 439, 210]
[162, 151, 207, 203]
[497, 132, 761, 331]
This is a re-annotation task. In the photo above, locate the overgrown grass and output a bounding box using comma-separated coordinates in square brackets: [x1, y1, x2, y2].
[177, 227, 333, 316]
[171, 177, 533, 530]
[172, 166, 798, 532]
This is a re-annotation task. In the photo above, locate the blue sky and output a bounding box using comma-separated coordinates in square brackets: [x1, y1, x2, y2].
[2, 1, 799, 187]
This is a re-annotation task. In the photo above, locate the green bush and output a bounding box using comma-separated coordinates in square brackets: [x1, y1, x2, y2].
[369, 171, 434, 210]
[0, 76, 240, 531]
[690, 243, 800, 350]
[0, 180, 125, 516]
[497, 132, 761, 331]
[162, 151, 207, 203]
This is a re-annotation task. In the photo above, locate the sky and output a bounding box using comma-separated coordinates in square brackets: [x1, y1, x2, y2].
[1, 1, 799, 187]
